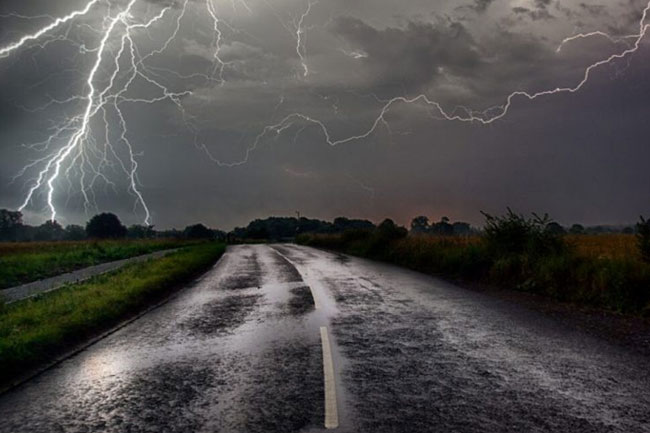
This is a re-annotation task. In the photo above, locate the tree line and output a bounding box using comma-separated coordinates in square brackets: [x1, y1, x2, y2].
[229, 216, 375, 241]
[2, 208, 648, 260]
[0, 209, 225, 242]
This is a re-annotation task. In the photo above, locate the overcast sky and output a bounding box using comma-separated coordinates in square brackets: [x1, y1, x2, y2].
[1, 0, 649, 229]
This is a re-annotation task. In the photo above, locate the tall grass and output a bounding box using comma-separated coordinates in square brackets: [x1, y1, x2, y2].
[567, 234, 640, 261]
[298, 222, 650, 315]
[0, 239, 198, 289]
[0, 242, 225, 386]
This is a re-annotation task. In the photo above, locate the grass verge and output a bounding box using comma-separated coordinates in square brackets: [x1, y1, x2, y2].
[0, 242, 225, 387]
[0, 239, 199, 289]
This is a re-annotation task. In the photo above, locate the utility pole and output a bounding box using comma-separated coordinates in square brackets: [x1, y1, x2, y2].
[295, 211, 301, 236]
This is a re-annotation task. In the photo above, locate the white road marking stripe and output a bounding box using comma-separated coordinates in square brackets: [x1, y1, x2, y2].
[320, 326, 339, 429]
[308, 285, 321, 310]
[271, 247, 321, 309]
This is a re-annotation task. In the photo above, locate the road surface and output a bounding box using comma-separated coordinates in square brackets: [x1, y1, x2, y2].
[0, 244, 649, 432]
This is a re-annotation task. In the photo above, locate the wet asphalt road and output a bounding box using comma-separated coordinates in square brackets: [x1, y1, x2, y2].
[1, 244, 649, 433]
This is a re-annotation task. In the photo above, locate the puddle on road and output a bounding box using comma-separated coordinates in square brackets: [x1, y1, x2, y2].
[287, 286, 316, 316]
[182, 293, 264, 336]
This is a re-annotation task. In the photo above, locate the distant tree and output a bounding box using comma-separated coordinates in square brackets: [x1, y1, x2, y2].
[64, 225, 87, 241]
[377, 219, 408, 240]
[637, 216, 650, 263]
[569, 224, 585, 235]
[229, 216, 370, 240]
[333, 217, 374, 232]
[297, 217, 323, 236]
[452, 222, 472, 236]
[212, 229, 227, 242]
[15, 225, 36, 242]
[246, 220, 270, 239]
[34, 220, 65, 241]
[86, 213, 127, 239]
[127, 224, 155, 239]
[431, 216, 453, 236]
[545, 222, 566, 235]
[622, 226, 635, 235]
[157, 228, 182, 238]
[410, 216, 430, 233]
[183, 223, 213, 239]
[0, 209, 23, 241]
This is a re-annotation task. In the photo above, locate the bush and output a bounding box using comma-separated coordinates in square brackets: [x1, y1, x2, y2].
[342, 228, 372, 243]
[297, 212, 650, 315]
[481, 209, 567, 258]
[376, 219, 408, 241]
[637, 216, 650, 263]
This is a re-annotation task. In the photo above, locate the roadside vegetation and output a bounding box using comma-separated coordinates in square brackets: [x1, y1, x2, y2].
[0, 210, 227, 289]
[297, 211, 650, 316]
[0, 239, 198, 289]
[0, 242, 225, 387]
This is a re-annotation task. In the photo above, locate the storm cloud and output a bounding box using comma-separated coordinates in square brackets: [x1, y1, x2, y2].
[0, 0, 649, 229]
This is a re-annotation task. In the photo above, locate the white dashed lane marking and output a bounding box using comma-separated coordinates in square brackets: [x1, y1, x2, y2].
[320, 326, 339, 429]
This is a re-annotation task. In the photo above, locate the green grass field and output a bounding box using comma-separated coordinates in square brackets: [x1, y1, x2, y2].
[0, 242, 225, 387]
[0, 239, 199, 290]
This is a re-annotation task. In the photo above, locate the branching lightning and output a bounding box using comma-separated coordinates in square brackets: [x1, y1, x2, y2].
[295, 0, 316, 77]
[252, 1, 650, 145]
[1, 0, 203, 224]
[1, 0, 649, 223]
[206, 0, 227, 84]
[0, 0, 101, 59]
[196, 1, 650, 169]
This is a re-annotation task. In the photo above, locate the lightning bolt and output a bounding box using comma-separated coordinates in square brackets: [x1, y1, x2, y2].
[2, 0, 649, 223]
[0, 0, 101, 59]
[295, 0, 316, 77]
[556, 31, 639, 53]
[219, 0, 650, 164]
[15, 0, 142, 222]
[206, 0, 227, 84]
[1, 0, 208, 224]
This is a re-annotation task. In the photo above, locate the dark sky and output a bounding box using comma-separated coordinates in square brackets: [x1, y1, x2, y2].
[1, 0, 649, 229]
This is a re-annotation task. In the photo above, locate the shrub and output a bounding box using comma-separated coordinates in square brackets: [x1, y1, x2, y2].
[297, 212, 650, 315]
[342, 228, 372, 243]
[481, 208, 567, 258]
[376, 219, 408, 241]
[637, 216, 650, 263]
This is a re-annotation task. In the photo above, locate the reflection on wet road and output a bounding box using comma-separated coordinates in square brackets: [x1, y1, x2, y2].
[1, 244, 649, 432]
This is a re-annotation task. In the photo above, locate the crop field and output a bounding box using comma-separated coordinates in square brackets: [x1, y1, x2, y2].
[567, 234, 640, 261]
[406, 233, 641, 261]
